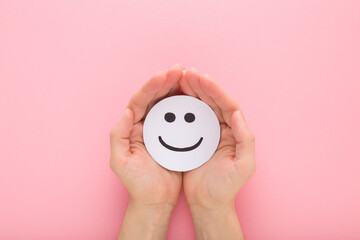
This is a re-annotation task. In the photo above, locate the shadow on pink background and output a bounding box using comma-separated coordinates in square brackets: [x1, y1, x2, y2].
[1, 0, 359, 239]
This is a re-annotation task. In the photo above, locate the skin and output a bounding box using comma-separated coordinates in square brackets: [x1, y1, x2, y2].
[110, 64, 255, 240]
[180, 68, 256, 240]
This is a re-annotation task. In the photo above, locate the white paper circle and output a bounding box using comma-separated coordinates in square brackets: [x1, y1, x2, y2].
[143, 95, 220, 172]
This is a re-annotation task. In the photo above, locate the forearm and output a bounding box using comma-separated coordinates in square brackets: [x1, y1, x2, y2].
[118, 199, 174, 240]
[190, 203, 245, 240]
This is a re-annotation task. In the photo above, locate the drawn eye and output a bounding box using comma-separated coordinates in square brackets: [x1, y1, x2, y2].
[184, 113, 195, 123]
[164, 112, 176, 123]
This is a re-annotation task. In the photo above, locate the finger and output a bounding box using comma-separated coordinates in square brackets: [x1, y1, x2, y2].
[150, 64, 184, 105]
[128, 71, 167, 123]
[179, 68, 199, 98]
[110, 108, 134, 161]
[146, 82, 181, 115]
[200, 74, 240, 126]
[164, 64, 183, 97]
[167, 81, 180, 97]
[185, 69, 225, 123]
[231, 111, 255, 177]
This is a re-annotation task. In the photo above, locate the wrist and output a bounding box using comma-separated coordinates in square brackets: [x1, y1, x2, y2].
[118, 198, 175, 240]
[128, 197, 175, 225]
[189, 202, 235, 228]
[189, 202, 245, 240]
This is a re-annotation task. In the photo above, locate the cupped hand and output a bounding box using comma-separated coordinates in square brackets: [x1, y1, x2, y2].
[110, 64, 185, 209]
[180, 68, 256, 212]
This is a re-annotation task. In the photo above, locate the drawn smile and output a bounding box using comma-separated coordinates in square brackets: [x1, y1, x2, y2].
[158, 136, 203, 152]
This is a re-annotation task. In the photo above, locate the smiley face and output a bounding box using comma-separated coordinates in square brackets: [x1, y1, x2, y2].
[143, 95, 220, 172]
[158, 112, 203, 152]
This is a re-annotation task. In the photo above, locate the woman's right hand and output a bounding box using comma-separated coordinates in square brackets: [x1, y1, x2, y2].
[110, 64, 185, 240]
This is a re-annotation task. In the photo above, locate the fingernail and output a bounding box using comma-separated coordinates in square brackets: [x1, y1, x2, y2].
[190, 67, 198, 72]
[203, 73, 211, 79]
[171, 63, 184, 69]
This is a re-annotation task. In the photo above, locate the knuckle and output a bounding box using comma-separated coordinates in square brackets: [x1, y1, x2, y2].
[109, 124, 119, 139]
[245, 132, 255, 142]
[110, 159, 115, 170]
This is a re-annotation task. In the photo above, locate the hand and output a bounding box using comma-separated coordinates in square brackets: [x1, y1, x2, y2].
[110, 64, 185, 240]
[181, 68, 256, 240]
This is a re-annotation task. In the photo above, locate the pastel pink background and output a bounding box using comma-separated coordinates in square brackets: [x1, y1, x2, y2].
[1, 0, 359, 239]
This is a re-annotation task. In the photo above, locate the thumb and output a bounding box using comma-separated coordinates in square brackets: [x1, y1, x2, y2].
[231, 110, 256, 177]
[110, 108, 134, 166]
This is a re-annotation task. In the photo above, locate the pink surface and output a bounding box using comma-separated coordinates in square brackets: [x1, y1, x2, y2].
[1, 0, 360, 239]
